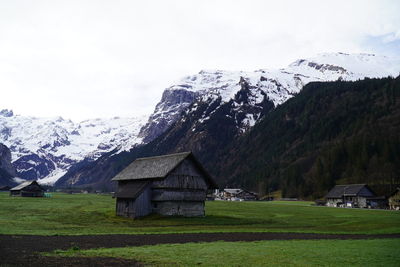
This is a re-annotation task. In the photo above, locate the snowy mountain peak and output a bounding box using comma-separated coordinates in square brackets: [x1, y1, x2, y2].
[0, 109, 13, 117]
[141, 52, 400, 140]
[288, 52, 399, 79]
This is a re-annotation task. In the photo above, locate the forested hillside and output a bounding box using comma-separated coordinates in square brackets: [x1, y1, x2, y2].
[217, 76, 400, 198]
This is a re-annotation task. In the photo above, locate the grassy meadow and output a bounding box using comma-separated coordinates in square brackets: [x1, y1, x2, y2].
[47, 239, 400, 266]
[0, 192, 399, 235]
[2, 192, 400, 266]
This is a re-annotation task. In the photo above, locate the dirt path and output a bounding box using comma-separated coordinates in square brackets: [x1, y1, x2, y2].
[1, 232, 399, 266]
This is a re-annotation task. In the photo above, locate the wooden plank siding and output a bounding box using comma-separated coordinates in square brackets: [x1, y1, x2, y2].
[152, 189, 206, 201]
[151, 159, 208, 216]
[116, 198, 131, 217]
[154, 201, 205, 217]
[133, 185, 152, 218]
[116, 185, 152, 218]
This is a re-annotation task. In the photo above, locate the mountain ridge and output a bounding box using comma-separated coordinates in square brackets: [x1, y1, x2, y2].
[55, 53, 400, 190]
[0, 112, 148, 184]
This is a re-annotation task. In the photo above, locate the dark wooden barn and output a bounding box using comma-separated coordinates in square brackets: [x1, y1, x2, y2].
[112, 152, 217, 219]
[10, 180, 45, 197]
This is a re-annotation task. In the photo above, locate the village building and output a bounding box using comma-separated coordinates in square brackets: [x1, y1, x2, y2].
[388, 188, 400, 210]
[112, 152, 218, 219]
[219, 188, 258, 201]
[325, 184, 387, 208]
[9, 180, 45, 197]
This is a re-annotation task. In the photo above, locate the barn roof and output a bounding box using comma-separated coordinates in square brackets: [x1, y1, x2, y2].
[10, 180, 42, 191]
[112, 152, 217, 188]
[325, 184, 374, 198]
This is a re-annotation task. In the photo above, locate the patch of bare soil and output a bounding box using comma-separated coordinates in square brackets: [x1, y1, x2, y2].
[1, 232, 399, 266]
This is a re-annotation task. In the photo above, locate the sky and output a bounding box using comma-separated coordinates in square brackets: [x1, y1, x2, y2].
[1, 0, 399, 121]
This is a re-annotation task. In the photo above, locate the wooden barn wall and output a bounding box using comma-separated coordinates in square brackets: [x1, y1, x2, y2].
[21, 190, 44, 197]
[154, 201, 205, 217]
[10, 190, 20, 196]
[116, 198, 134, 218]
[152, 189, 205, 201]
[116, 185, 152, 219]
[133, 185, 152, 218]
[151, 158, 207, 217]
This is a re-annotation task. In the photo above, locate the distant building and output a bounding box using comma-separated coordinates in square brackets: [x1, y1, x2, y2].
[222, 189, 242, 200]
[112, 152, 217, 219]
[325, 184, 387, 208]
[389, 188, 400, 210]
[216, 188, 258, 201]
[10, 180, 45, 197]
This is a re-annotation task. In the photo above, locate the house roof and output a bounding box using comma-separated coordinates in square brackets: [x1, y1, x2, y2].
[224, 189, 243, 194]
[112, 152, 218, 188]
[115, 180, 150, 199]
[10, 180, 43, 191]
[325, 184, 374, 198]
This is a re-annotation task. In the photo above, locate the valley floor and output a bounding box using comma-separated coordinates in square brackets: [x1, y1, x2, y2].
[1, 193, 400, 266]
[1, 233, 400, 266]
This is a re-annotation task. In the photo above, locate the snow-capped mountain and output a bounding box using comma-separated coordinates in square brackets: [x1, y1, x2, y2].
[3, 52, 399, 187]
[55, 52, 400, 190]
[139, 52, 400, 138]
[0, 110, 147, 184]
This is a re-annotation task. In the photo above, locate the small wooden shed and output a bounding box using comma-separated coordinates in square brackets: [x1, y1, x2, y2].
[112, 152, 217, 218]
[10, 180, 45, 197]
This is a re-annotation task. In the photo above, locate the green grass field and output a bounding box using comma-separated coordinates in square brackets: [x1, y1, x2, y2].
[47, 239, 400, 266]
[1, 192, 399, 235]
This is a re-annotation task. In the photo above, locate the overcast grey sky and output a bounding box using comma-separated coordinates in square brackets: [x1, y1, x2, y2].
[1, 0, 399, 121]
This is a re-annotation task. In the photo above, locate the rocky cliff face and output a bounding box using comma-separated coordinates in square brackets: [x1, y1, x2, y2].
[0, 143, 17, 186]
[0, 143, 16, 177]
[139, 89, 199, 143]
